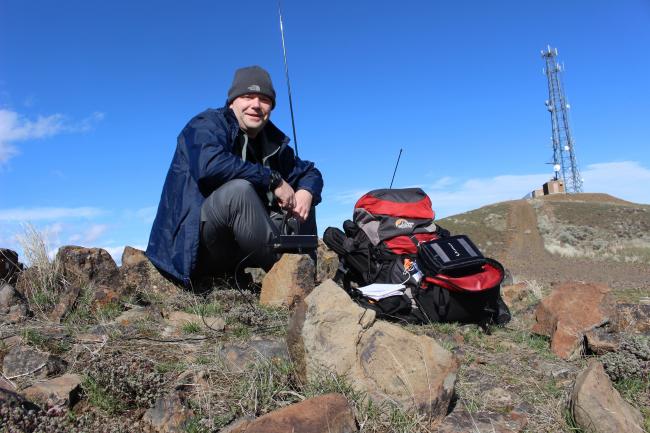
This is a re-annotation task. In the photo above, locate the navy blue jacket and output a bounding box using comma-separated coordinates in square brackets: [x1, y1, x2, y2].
[146, 107, 323, 286]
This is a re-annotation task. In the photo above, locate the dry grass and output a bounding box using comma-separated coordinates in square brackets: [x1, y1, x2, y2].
[15, 223, 66, 318]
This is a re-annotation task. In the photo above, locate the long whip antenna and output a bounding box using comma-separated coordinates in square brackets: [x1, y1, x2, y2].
[278, 1, 299, 156]
[389, 148, 403, 189]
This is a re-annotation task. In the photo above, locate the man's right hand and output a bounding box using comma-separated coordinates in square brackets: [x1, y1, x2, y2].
[274, 179, 296, 210]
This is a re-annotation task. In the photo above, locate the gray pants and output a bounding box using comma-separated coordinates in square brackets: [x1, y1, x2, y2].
[197, 179, 316, 276]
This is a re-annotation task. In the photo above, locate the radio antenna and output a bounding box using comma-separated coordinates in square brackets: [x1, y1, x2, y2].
[278, 1, 299, 156]
[389, 148, 403, 189]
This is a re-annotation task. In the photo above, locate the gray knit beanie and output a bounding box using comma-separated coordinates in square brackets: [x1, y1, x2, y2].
[227, 66, 276, 109]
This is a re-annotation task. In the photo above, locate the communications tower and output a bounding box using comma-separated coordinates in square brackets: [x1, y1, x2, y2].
[541, 45, 583, 193]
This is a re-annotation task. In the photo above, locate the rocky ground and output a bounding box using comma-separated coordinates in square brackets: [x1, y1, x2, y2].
[1, 192, 649, 433]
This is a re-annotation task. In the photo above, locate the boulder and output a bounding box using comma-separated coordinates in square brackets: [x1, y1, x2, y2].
[226, 393, 357, 433]
[54, 246, 124, 319]
[570, 360, 644, 433]
[316, 240, 339, 283]
[57, 245, 122, 289]
[0, 248, 21, 284]
[532, 282, 615, 360]
[120, 246, 182, 299]
[260, 254, 315, 308]
[287, 279, 457, 420]
[22, 373, 81, 408]
[612, 303, 650, 334]
[2, 346, 67, 380]
[142, 391, 194, 433]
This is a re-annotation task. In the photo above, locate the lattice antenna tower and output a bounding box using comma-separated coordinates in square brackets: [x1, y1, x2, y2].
[541, 45, 583, 193]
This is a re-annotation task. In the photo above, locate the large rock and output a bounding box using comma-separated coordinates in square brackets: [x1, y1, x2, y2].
[225, 393, 357, 433]
[260, 254, 315, 308]
[532, 282, 615, 360]
[22, 373, 81, 408]
[121, 246, 182, 299]
[2, 346, 67, 380]
[0, 248, 21, 284]
[612, 303, 650, 334]
[316, 240, 339, 283]
[570, 360, 644, 433]
[57, 245, 122, 289]
[287, 279, 457, 420]
[54, 246, 124, 319]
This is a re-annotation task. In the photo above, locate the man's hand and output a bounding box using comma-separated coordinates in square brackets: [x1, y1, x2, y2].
[274, 180, 296, 210]
[293, 189, 313, 222]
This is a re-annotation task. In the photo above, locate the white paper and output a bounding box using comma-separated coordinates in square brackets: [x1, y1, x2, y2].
[357, 283, 406, 300]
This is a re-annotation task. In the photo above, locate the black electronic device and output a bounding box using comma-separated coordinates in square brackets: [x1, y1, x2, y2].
[269, 234, 318, 253]
[268, 213, 318, 253]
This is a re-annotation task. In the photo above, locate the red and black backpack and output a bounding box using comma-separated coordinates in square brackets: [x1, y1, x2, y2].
[323, 188, 510, 326]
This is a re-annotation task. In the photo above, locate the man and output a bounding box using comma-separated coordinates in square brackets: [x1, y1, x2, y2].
[146, 66, 323, 287]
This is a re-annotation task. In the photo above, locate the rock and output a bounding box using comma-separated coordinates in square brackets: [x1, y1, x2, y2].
[612, 303, 650, 334]
[532, 282, 615, 360]
[570, 360, 644, 433]
[22, 373, 81, 408]
[0, 283, 28, 323]
[121, 246, 182, 299]
[433, 407, 528, 433]
[287, 279, 457, 420]
[219, 337, 290, 371]
[54, 246, 124, 320]
[164, 310, 225, 332]
[0, 283, 20, 309]
[260, 254, 315, 308]
[57, 245, 122, 289]
[142, 391, 194, 433]
[316, 240, 339, 283]
[232, 393, 357, 433]
[584, 328, 620, 355]
[2, 346, 67, 380]
[501, 282, 536, 313]
[0, 248, 21, 285]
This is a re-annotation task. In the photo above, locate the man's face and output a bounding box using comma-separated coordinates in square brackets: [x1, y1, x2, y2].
[229, 93, 273, 137]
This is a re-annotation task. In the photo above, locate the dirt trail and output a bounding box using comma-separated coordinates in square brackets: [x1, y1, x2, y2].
[501, 200, 650, 293]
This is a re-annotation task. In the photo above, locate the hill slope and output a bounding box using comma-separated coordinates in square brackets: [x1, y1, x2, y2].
[438, 193, 650, 299]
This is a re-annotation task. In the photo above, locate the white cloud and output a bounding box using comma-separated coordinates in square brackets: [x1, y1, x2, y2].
[581, 161, 650, 204]
[0, 109, 105, 164]
[0, 207, 104, 221]
[68, 224, 108, 244]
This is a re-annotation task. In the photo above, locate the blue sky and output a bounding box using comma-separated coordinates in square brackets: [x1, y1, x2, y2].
[1, 0, 649, 264]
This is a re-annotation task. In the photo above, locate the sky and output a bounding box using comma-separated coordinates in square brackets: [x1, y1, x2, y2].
[1, 0, 649, 264]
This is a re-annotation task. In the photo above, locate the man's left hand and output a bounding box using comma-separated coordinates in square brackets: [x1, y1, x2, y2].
[293, 189, 313, 222]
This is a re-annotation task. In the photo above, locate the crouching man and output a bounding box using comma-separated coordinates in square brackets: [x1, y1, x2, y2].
[146, 65, 323, 287]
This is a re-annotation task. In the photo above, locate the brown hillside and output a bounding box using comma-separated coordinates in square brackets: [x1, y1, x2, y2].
[438, 193, 650, 299]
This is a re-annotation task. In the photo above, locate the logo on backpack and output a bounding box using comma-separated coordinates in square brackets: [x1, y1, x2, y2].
[395, 219, 414, 230]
